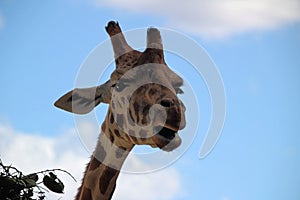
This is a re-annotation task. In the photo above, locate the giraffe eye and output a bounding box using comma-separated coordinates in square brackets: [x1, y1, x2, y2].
[114, 81, 127, 92]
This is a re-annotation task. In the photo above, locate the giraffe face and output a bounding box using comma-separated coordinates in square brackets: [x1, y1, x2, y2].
[55, 22, 187, 152]
[109, 64, 186, 152]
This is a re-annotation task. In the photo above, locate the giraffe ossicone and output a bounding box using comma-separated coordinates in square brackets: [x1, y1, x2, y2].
[55, 21, 186, 200]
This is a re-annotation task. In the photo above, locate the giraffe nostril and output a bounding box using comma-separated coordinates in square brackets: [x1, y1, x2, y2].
[159, 99, 174, 108]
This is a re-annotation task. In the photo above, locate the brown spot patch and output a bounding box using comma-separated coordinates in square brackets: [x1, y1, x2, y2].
[110, 113, 114, 124]
[99, 166, 118, 194]
[81, 187, 92, 200]
[116, 114, 124, 129]
[128, 129, 135, 137]
[123, 133, 132, 142]
[115, 146, 127, 158]
[109, 133, 115, 144]
[131, 135, 139, 143]
[101, 122, 106, 132]
[139, 129, 147, 138]
[109, 129, 113, 136]
[114, 129, 121, 137]
[89, 156, 102, 171]
[94, 143, 107, 162]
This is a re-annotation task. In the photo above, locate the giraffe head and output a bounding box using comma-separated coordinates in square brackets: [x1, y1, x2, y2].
[107, 28, 186, 151]
[55, 24, 186, 152]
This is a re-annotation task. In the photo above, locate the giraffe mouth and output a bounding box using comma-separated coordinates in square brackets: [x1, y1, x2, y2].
[153, 126, 182, 152]
[156, 126, 176, 140]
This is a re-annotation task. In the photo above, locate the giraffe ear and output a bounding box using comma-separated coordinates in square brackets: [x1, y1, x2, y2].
[54, 81, 111, 114]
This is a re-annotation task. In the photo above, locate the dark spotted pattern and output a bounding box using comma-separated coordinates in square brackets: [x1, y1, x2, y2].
[139, 129, 147, 139]
[114, 129, 121, 138]
[109, 132, 115, 144]
[94, 143, 107, 162]
[99, 166, 118, 194]
[81, 187, 92, 200]
[110, 113, 114, 124]
[116, 114, 124, 129]
[89, 157, 102, 171]
[128, 129, 135, 137]
[116, 52, 140, 69]
[115, 146, 127, 158]
[123, 133, 132, 142]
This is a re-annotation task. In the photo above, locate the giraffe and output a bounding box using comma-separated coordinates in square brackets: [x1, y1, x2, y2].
[54, 21, 186, 200]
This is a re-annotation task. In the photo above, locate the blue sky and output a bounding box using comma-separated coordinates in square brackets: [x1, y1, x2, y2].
[1, 0, 300, 200]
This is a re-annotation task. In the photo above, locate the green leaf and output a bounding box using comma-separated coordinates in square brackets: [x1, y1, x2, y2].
[22, 173, 38, 188]
[49, 172, 57, 179]
[22, 178, 37, 188]
[0, 176, 17, 188]
[43, 174, 64, 194]
[24, 173, 39, 182]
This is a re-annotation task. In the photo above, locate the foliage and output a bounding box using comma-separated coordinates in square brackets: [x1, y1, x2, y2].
[0, 159, 76, 200]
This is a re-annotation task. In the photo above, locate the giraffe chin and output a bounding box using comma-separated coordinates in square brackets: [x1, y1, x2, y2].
[153, 127, 182, 152]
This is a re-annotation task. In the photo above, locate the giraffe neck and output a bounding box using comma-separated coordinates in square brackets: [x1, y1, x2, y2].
[76, 117, 134, 200]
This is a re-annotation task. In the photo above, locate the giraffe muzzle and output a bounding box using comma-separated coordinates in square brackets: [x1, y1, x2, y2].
[152, 126, 182, 152]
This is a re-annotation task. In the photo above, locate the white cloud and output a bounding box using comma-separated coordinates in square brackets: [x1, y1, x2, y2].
[116, 166, 183, 200]
[0, 123, 184, 200]
[93, 0, 300, 39]
[116, 154, 185, 200]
